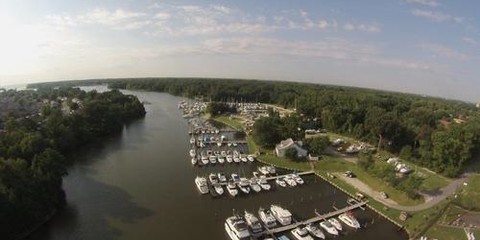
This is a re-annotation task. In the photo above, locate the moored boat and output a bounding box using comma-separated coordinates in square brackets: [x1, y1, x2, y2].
[305, 223, 325, 239]
[259, 177, 271, 190]
[258, 207, 277, 228]
[291, 227, 314, 240]
[195, 176, 209, 194]
[338, 213, 361, 229]
[328, 217, 342, 231]
[244, 210, 263, 233]
[225, 215, 251, 240]
[213, 184, 224, 196]
[270, 205, 292, 226]
[191, 157, 197, 166]
[249, 178, 262, 193]
[189, 149, 196, 158]
[319, 220, 338, 235]
[238, 178, 251, 194]
[276, 177, 287, 187]
[227, 181, 238, 197]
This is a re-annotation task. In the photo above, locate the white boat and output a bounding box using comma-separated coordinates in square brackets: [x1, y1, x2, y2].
[201, 156, 209, 165]
[291, 227, 314, 240]
[190, 137, 195, 145]
[218, 172, 227, 183]
[233, 150, 239, 157]
[215, 129, 220, 134]
[231, 173, 240, 183]
[276, 177, 287, 187]
[195, 176, 209, 194]
[247, 155, 255, 162]
[233, 156, 241, 163]
[209, 173, 219, 185]
[339, 213, 361, 229]
[218, 156, 225, 164]
[267, 166, 276, 175]
[258, 207, 277, 228]
[225, 215, 251, 240]
[217, 141, 222, 147]
[244, 210, 263, 233]
[213, 184, 224, 196]
[228, 142, 232, 147]
[328, 217, 342, 231]
[227, 181, 238, 197]
[270, 205, 292, 226]
[258, 166, 269, 175]
[191, 158, 197, 166]
[249, 179, 262, 193]
[305, 223, 325, 239]
[285, 176, 297, 187]
[293, 174, 304, 185]
[233, 142, 238, 147]
[238, 178, 251, 194]
[189, 149, 196, 158]
[226, 156, 233, 163]
[319, 221, 338, 235]
[209, 155, 217, 164]
[259, 177, 271, 190]
[241, 156, 248, 163]
[221, 151, 227, 156]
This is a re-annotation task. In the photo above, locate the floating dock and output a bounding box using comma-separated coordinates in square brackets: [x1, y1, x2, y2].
[218, 171, 315, 186]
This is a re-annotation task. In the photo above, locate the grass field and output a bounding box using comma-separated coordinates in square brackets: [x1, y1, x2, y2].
[213, 115, 244, 130]
[426, 225, 468, 240]
[456, 174, 480, 210]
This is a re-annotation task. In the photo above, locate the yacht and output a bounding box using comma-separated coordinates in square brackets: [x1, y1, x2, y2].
[338, 213, 361, 229]
[233, 142, 238, 147]
[328, 218, 342, 231]
[293, 174, 304, 185]
[221, 150, 227, 156]
[217, 141, 222, 147]
[189, 149, 196, 158]
[270, 205, 292, 226]
[218, 156, 225, 164]
[231, 173, 241, 183]
[201, 156, 209, 165]
[209, 173, 219, 185]
[226, 155, 233, 163]
[215, 129, 220, 134]
[285, 176, 297, 187]
[227, 181, 238, 197]
[258, 177, 271, 190]
[267, 166, 276, 175]
[190, 137, 195, 145]
[217, 172, 227, 183]
[244, 210, 263, 234]
[195, 176, 209, 194]
[249, 179, 262, 193]
[258, 207, 277, 228]
[225, 215, 251, 240]
[305, 223, 325, 239]
[238, 178, 251, 194]
[191, 157, 197, 166]
[291, 227, 314, 240]
[233, 150, 240, 157]
[319, 221, 338, 235]
[258, 166, 269, 175]
[276, 177, 287, 187]
[228, 142, 232, 147]
[213, 184, 224, 196]
[241, 156, 248, 163]
[247, 155, 255, 162]
[233, 156, 241, 163]
[209, 155, 217, 164]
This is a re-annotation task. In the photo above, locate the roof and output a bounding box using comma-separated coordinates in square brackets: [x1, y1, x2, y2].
[275, 138, 295, 150]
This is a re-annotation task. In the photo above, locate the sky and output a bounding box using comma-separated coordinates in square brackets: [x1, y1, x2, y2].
[0, 0, 479, 102]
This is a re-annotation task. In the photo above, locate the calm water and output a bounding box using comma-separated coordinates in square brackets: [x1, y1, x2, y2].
[27, 89, 408, 240]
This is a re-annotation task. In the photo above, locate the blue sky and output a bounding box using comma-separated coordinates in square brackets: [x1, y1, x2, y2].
[0, 0, 479, 102]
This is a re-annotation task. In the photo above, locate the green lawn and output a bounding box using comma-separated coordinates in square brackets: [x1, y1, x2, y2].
[456, 174, 480, 210]
[213, 115, 244, 130]
[426, 225, 467, 240]
[246, 136, 258, 154]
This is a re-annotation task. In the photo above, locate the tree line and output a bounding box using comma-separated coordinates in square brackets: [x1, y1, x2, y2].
[0, 87, 145, 239]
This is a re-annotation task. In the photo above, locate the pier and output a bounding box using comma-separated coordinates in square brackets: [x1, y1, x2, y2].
[218, 171, 315, 186]
[253, 200, 368, 237]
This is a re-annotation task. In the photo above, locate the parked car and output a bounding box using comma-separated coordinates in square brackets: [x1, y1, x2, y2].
[343, 171, 355, 178]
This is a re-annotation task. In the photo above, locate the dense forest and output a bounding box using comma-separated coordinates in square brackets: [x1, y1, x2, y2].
[0, 87, 145, 239]
[29, 78, 480, 177]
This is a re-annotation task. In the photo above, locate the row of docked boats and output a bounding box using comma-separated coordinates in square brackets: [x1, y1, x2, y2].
[225, 205, 361, 240]
[275, 173, 304, 187]
[190, 150, 256, 166]
[195, 172, 272, 197]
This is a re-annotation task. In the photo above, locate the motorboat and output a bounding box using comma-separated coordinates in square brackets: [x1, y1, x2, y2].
[233, 156, 241, 163]
[241, 156, 248, 163]
[276, 177, 287, 187]
[215, 129, 220, 134]
[249, 179, 262, 193]
[227, 181, 238, 197]
[284, 176, 297, 187]
[270, 205, 292, 226]
[233, 142, 238, 147]
[231, 173, 241, 183]
[228, 142, 232, 147]
[191, 157, 197, 166]
[319, 221, 338, 235]
[339, 213, 361, 229]
[253, 171, 260, 178]
[258, 166, 269, 175]
[190, 137, 195, 145]
[258, 207, 277, 228]
[305, 223, 325, 239]
[218, 172, 227, 183]
[291, 227, 314, 240]
[221, 150, 227, 156]
[258, 177, 271, 190]
[209, 155, 217, 164]
[189, 149, 196, 158]
[238, 178, 251, 194]
[226, 155, 233, 163]
[247, 155, 255, 162]
[195, 176, 209, 194]
[201, 156, 209, 165]
[328, 217, 342, 231]
[225, 215, 251, 240]
[292, 174, 304, 185]
[217, 141, 222, 147]
[213, 184, 224, 196]
[244, 210, 263, 233]
[209, 173, 219, 185]
[267, 166, 276, 175]
[233, 150, 239, 157]
[218, 156, 225, 164]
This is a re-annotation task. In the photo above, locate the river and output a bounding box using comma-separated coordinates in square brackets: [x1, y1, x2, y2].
[27, 87, 408, 240]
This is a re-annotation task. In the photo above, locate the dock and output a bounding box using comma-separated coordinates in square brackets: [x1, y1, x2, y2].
[253, 200, 368, 237]
[218, 171, 315, 186]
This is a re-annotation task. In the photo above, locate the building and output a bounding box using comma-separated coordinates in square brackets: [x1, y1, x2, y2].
[275, 138, 308, 158]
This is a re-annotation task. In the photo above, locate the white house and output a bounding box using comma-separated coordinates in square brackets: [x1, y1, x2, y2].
[275, 138, 308, 158]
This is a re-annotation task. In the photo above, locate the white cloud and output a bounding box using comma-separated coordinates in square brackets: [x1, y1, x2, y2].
[463, 37, 478, 45]
[343, 23, 380, 32]
[405, 0, 439, 7]
[420, 43, 471, 61]
[411, 9, 462, 23]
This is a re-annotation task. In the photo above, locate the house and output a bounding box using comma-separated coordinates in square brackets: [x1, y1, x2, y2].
[275, 138, 308, 158]
[308, 154, 319, 161]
